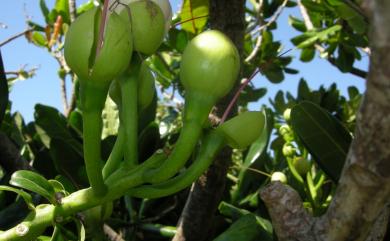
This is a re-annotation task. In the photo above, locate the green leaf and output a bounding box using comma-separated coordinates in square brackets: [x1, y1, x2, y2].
[0, 51, 8, 125]
[39, 0, 50, 23]
[300, 47, 315, 62]
[296, 25, 342, 49]
[34, 104, 83, 156]
[0, 185, 34, 210]
[218, 201, 250, 220]
[239, 87, 267, 104]
[288, 15, 307, 32]
[51, 0, 70, 24]
[50, 138, 88, 188]
[213, 214, 272, 241]
[168, 29, 190, 53]
[77, 0, 95, 15]
[291, 101, 352, 181]
[264, 67, 284, 83]
[10, 170, 57, 204]
[180, 0, 209, 34]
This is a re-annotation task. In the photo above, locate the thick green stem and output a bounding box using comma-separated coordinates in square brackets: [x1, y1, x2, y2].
[128, 131, 226, 198]
[83, 110, 107, 196]
[119, 71, 138, 168]
[143, 92, 216, 184]
[102, 124, 125, 179]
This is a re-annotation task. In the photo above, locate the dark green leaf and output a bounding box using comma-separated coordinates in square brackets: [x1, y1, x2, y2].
[39, 0, 50, 23]
[264, 68, 284, 83]
[300, 47, 315, 62]
[239, 87, 267, 104]
[0, 185, 34, 210]
[288, 15, 307, 32]
[213, 214, 272, 241]
[10, 170, 57, 204]
[0, 51, 8, 125]
[34, 104, 83, 156]
[291, 101, 352, 181]
[218, 201, 250, 220]
[50, 138, 88, 188]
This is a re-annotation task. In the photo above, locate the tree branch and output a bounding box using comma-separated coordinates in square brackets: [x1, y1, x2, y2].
[261, 1, 390, 240]
[68, 0, 77, 22]
[297, 0, 367, 79]
[0, 28, 33, 47]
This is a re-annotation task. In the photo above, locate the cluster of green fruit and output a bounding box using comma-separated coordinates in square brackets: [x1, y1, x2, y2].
[64, 0, 266, 198]
[0, 2, 269, 239]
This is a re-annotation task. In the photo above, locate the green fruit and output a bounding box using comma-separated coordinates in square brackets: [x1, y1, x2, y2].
[64, 7, 132, 86]
[138, 62, 156, 110]
[282, 143, 296, 157]
[283, 108, 291, 122]
[271, 172, 287, 184]
[292, 157, 311, 176]
[180, 30, 240, 100]
[217, 111, 265, 149]
[119, 0, 165, 55]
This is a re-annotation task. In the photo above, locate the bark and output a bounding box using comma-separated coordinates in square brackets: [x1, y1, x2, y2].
[172, 1, 246, 241]
[260, 1, 390, 240]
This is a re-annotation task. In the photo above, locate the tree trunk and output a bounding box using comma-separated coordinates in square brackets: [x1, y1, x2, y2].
[172, 1, 246, 241]
[260, 1, 390, 240]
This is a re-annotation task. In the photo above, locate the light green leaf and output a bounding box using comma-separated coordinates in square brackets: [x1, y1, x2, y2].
[10, 170, 57, 204]
[180, 0, 209, 34]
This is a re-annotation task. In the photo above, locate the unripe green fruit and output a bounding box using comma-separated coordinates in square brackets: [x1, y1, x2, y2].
[180, 30, 240, 99]
[271, 171, 287, 184]
[283, 108, 291, 122]
[138, 62, 156, 110]
[217, 111, 265, 149]
[282, 143, 296, 156]
[64, 7, 132, 86]
[292, 157, 311, 176]
[119, 0, 165, 55]
[279, 124, 294, 142]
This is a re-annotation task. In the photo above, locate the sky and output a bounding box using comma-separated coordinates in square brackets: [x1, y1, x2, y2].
[0, 0, 367, 122]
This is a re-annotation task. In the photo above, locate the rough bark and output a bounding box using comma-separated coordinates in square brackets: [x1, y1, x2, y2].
[260, 1, 390, 240]
[172, 1, 246, 241]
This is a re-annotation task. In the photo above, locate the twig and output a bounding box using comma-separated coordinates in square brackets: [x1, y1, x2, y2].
[297, 0, 367, 79]
[220, 69, 259, 123]
[60, 73, 69, 113]
[66, 75, 78, 117]
[103, 224, 125, 241]
[68, 0, 77, 22]
[172, 15, 209, 28]
[96, 0, 110, 57]
[0, 28, 33, 47]
[245, 0, 288, 63]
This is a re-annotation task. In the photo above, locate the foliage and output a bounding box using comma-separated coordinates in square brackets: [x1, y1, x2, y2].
[0, 0, 367, 240]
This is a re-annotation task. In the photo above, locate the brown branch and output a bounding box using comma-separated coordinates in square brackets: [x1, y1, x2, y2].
[103, 224, 125, 241]
[261, 1, 390, 240]
[260, 182, 315, 241]
[0, 28, 33, 47]
[297, 0, 367, 79]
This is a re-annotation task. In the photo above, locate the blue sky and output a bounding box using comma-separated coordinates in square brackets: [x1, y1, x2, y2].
[0, 1, 367, 122]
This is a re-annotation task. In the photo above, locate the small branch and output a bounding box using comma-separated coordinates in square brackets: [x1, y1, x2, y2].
[220, 69, 259, 123]
[96, 0, 110, 57]
[260, 182, 315, 241]
[0, 28, 33, 47]
[68, 0, 77, 22]
[103, 224, 125, 241]
[172, 15, 209, 28]
[245, 0, 288, 63]
[297, 0, 367, 79]
[66, 74, 78, 117]
[60, 73, 69, 114]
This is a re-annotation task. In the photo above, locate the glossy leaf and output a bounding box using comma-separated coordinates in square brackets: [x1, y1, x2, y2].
[34, 104, 83, 156]
[0, 51, 8, 125]
[0, 185, 34, 210]
[213, 214, 272, 241]
[10, 170, 57, 204]
[39, 0, 50, 23]
[291, 101, 352, 181]
[180, 0, 209, 34]
[31, 32, 48, 48]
